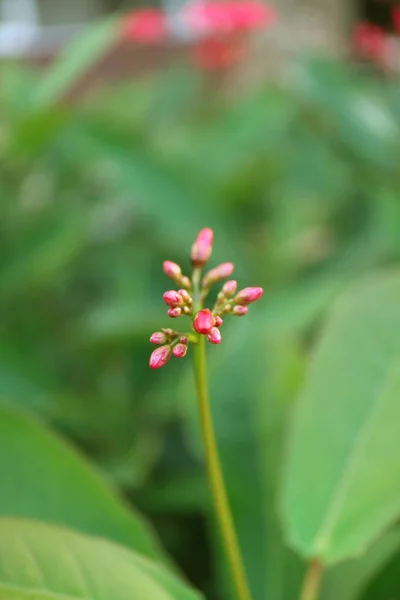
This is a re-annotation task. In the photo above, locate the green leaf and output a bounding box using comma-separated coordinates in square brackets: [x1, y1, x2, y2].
[0, 518, 201, 600]
[30, 18, 118, 109]
[321, 529, 400, 600]
[282, 271, 400, 563]
[0, 405, 162, 559]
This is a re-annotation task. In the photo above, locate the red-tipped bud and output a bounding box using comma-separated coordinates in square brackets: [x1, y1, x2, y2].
[162, 328, 174, 336]
[163, 261, 182, 280]
[180, 336, 188, 344]
[149, 344, 172, 369]
[235, 287, 263, 305]
[222, 280, 237, 297]
[163, 290, 183, 307]
[172, 343, 188, 358]
[203, 262, 234, 287]
[193, 308, 216, 334]
[150, 331, 167, 345]
[168, 307, 182, 318]
[191, 228, 213, 267]
[215, 316, 223, 327]
[207, 327, 222, 344]
[232, 305, 248, 316]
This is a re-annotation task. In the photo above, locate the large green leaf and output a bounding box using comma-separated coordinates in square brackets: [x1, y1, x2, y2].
[0, 518, 201, 600]
[0, 405, 162, 559]
[282, 271, 400, 563]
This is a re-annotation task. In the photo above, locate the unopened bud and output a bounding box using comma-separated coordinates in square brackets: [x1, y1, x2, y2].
[162, 328, 173, 336]
[180, 336, 188, 344]
[183, 306, 192, 315]
[202, 262, 234, 287]
[180, 276, 191, 290]
[150, 331, 167, 345]
[222, 280, 237, 297]
[163, 290, 183, 307]
[178, 289, 191, 303]
[193, 308, 215, 334]
[191, 228, 213, 267]
[163, 261, 182, 280]
[168, 307, 182, 318]
[215, 316, 223, 327]
[172, 343, 188, 358]
[233, 305, 248, 316]
[149, 345, 172, 369]
[207, 327, 222, 344]
[235, 287, 264, 305]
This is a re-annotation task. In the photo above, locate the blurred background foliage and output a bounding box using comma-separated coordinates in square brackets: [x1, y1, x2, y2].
[1, 15, 400, 599]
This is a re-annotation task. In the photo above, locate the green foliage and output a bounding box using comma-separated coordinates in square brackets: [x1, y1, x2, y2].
[282, 272, 400, 564]
[0, 518, 201, 600]
[1, 27, 400, 600]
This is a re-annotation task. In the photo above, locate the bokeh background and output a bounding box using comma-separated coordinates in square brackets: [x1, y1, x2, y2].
[1, 0, 400, 599]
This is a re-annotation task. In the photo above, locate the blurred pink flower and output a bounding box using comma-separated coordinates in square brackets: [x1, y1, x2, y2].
[183, 0, 276, 35]
[352, 21, 386, 61]
[123, 9, 167, 43]
[392, 6, 400, 34]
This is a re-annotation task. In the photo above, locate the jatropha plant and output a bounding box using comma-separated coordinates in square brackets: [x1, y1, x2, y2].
[149, 228, 263, 600]
[149, 228, 263, 369]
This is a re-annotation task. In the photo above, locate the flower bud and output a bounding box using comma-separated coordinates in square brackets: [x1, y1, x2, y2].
[149, 345, 172, 369]
[183, 306, 192, 315]
[150, 331, 167, 345]
[232, 305, 248, 316]
[178, 289, 192, 303]
[191, 228, 213, 267]
[235, 287, 263, 305]
[168, 307, 182, 318]
[222, 280, 237, 297]
[163, 261, 182, 280]
[162, 328, 173, 336]
[202, 262, 234, 287]
[207, 327, 222, 344]
[180, 336, 188, 344]
[193, 308, 215, 334]
[172, 343, 188, 358]
[180, 276, 191, 290]
[215, 316, 223, 327]
[163, 290, 183, 307]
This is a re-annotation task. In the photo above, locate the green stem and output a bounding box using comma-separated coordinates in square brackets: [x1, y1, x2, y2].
[192, 335, 252, 600]
[299, 559, 323, 600]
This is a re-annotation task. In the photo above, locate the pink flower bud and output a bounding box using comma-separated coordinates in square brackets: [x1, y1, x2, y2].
[191, 228, 213, 267]
[222, 280, 237, 297]
[163, 261, 182, 280]
[203, 262, 234, 287]
[172, 343, 188, 358]
[163, 290, 183, 307]
[150, 331, 167, 345]
[193, 308, 216, 334]
[235, 287, 263, 305]
[215, 316, 223, 327]
[180, 336, 188, 344]
[149, 345, 172, 369]
[162, 328, 173, 336]
[232, 305, 248, 316]
[168, 307, 182, 318]
[207, 327, 222, 344]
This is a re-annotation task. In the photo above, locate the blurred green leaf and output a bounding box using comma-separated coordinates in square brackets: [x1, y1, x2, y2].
[30, 17, 119, 108]
[0, 518, 202, 600]
[282, 271, 400, 563]
[321, 529, 400, 600]
[0, 405, 163, 559]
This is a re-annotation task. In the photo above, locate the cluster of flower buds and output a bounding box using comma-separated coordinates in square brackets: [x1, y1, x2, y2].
[149, 227, 263, 369]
